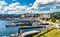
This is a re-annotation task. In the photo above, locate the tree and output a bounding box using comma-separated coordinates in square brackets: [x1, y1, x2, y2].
[53, 13, 56, 19]
[45, 18, 50, 21]
[59, 19, 60, 22]
[50, 17, 56, 22]
[41, 18, 45, 20]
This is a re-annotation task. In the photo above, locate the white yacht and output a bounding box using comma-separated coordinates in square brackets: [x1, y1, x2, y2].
[32, 22, 41, 26]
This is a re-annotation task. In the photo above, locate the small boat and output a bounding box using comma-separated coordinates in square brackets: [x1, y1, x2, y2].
[11, 20, 19, 23]
[42, 22, 49, 25]
[6, 23, 17, 27]
[32, 22, 49, 26]
[32, 22, 41, 26]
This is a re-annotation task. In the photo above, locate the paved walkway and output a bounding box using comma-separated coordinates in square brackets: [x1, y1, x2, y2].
[20, 30, 39, 37]
[34, 17, 59, 27]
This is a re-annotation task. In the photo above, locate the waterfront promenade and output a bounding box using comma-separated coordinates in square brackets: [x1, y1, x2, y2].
[20, 30, 39, 37]
[4, 17, 59, 37]
[35, 17, 59, 27]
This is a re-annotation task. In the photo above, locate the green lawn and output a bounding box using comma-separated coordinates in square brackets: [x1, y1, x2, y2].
[33, 27, 60, 37]
[33, 27, 56, 37]
[44, 29, 60, 37]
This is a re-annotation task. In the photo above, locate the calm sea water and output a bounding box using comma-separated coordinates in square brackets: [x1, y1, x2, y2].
[0, 20, 46, 37]
[0, 20, 18, 37]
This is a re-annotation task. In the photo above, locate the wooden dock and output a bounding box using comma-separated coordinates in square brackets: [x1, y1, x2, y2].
[18, 26, 46, 29]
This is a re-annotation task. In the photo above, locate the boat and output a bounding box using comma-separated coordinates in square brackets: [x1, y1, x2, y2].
[32, 22, 49, 26]
[42, 22, 49, 25]
[32, 22, 41, 26]
[6, 23, 17, 27]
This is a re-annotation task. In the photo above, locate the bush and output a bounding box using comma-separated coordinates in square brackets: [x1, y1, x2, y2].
[41, 18, 45, 20]
[50, 18, 56, 22]
[45, 18, 50, 21]
[59, 19, 60, 22]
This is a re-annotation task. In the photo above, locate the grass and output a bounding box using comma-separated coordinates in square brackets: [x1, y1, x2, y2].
[33, 27, 56, 37]
[57, 22, 60, 24]
[44, 29, 60, 37]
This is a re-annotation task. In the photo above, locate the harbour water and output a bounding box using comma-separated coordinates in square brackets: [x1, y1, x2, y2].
[0, 20, 46, 37]
[0, 20, 18, 37]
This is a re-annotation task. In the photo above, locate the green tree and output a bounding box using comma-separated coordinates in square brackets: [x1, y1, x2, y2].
[53, 13, 56, 19]
[50, 17, 56, 22]
[59, 19, 60, 22]
[41, 18, 45, 20]
[45, 18, 50, 21]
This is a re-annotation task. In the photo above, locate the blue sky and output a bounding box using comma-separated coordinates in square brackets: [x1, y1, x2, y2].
[5, 0, 35, 6]
[0, 0, 60, 14]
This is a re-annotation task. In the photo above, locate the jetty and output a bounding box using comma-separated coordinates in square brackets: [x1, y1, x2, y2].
[6, 22, 32, 27]
[18, 26, 46, 29]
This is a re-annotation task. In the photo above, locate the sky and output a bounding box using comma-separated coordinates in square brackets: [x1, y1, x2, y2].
[0, 0, 60, 14]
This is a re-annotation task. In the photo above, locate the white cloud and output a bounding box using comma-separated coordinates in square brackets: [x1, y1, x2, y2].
[37, 0, 54, 4]
[8, 2, 20, 10]
[4, 6, 9, 12]
[57, 0, 60, 2]
[7, 11, 16, 14]
[7, 2, 27, 14]
[0, 1, 7, 6]
[32, 0, 54, 8]
[0, 1, 8, 14]
[26, 0, 60, 13]
[0, 1, 28, 14]
[1, 0, 60, 14]
[0, 6, 2, 9]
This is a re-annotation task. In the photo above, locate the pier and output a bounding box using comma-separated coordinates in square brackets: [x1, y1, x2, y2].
[18, 26, 46, 29]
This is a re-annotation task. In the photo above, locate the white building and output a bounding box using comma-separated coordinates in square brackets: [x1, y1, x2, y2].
[40, 13, 53, 18]
[40, 12, 60, 18]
